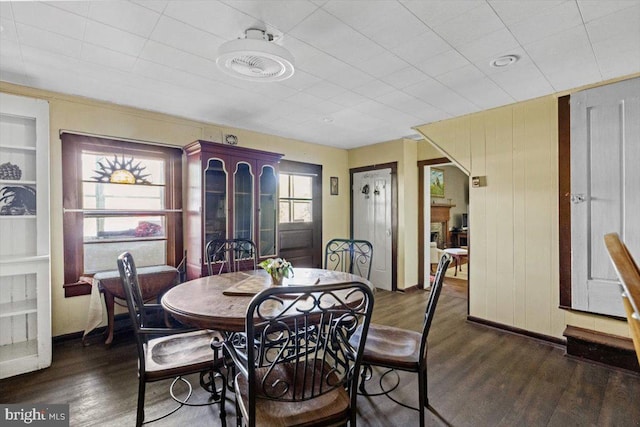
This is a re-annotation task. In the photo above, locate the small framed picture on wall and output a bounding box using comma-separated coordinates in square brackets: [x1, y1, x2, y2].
[430, 168, 445, 198]
[330, 177, 339, 195]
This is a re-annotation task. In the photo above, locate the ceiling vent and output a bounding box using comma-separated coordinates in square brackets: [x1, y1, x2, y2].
[217, 29, 295, 82]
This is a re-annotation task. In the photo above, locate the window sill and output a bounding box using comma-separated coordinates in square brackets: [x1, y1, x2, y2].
[63, 281, 92, 297]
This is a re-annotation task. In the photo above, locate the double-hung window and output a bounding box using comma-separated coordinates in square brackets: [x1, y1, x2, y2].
[279, 173, 312, 223]
[61, 133, 182, 295]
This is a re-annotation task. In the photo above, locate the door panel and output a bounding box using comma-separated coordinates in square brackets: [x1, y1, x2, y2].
[353, 169, 392, 290]
[571, 77, 640, 316]
[277, 161, 322, 268]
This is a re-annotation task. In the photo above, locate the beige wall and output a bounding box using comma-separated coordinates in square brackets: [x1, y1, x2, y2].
[416, 96, 629, 339]
[0, 82, 350, 337]
[348, 139, 419, 290]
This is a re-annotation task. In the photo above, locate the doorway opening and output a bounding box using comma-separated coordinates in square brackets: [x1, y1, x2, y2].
[418, 158, 469, 300]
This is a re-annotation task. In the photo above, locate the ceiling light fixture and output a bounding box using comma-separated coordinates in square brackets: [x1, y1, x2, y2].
[490, 54, 519, 68]
[217, 28, 295, 82]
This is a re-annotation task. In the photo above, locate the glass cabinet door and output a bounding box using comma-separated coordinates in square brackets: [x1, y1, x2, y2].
[233, 162, 253, 240]
[259, 165, 277, 257]
[205, 158, 227, 243]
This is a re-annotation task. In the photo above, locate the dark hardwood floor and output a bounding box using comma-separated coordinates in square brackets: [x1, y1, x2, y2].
[2, 280, 639, 426]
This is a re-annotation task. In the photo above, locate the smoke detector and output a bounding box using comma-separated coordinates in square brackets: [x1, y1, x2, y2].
[217, 29, 295, 82]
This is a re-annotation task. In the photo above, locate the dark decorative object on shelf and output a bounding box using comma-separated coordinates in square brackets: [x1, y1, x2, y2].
[92, 155, 151, 184]
[0, 162, 22, 180]
[0, 185, 36, 215]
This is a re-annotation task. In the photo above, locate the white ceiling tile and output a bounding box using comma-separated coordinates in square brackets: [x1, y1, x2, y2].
[302, 80, 344, 99]
[507, 1, 583, 45]
[163, 1, 255, 40]
[328, 90, 369, 108]
[524, 26, 597, 81]
[351, 79, 396, 98]
[88, 1, 161, 38]
[0, 39, 27, 84]
[16, 23, 82, 58]
[577, 0, 639, 23]
[435, 93, 479, 117]
[83, 21, 147, 57]
[401, 0, 483, 28]
[431, 3, 505, 47]
[279, 70, 323, 91]
[19, 44, 81, 72]
[149, 16, 224, 61]
[355, 52, 408, 79]
[322, 33, 387, 65]
[455, 28, 520, 63]
[381, 66, 430, 89]
[300, 52, 375, 88]
[139, 40, 220, 80]
[415, 49, 469, 77]
[325, 0, 426, 50]
[280, 35, 324, 66]
[1, 17, 18, 42]
[455, 77, 514, 110]
[131, 1, 169, 14]
[322, 0, 400, 33]
[284, 91, 325, 110]
[402, 75, 449, 100]
[585, 5, 640, 45]
[81, 43, 138, 72]
[290, 9, 371, 55]
[488, 0, 566, 25]
[546, 65, 602, 92]
[132, 58, 230, 96]
[220, 0, 319, 33]
[12, 2, 86, 40]
[488, 64, 555, 101]
[0, 2, 14, 20]
[331, 107, 386, 131]
[48, 1, 90, 17]
[436, 65, 486, 89]
[390, 29, 451, 66]
[590, 32, 640, 80]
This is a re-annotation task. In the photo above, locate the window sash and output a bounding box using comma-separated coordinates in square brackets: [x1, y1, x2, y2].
[61, 132, 182, 287]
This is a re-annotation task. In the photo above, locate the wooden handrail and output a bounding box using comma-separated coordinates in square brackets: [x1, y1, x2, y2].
[604, 233, 640, 364]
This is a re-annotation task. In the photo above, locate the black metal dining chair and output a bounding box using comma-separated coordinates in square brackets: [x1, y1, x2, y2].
[223, 281, 375, 427]
[117, 252, 227, 426]
[350, 253, 451, 427]
[205, 238, 257, 275]
[324, 238, 374, 280]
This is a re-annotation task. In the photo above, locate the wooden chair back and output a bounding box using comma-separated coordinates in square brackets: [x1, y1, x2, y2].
[324, 238, 373, 280]
[604, 233, 640, 364]
[117, 251, 150, 367]
[225, 281, 374, 426]
[420, 253, 451, 360]
[205, 238, 257, 275]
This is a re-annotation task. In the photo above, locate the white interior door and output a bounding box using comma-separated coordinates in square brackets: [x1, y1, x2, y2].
[353, 169, 392, 290]
[571, 77, 640, 317]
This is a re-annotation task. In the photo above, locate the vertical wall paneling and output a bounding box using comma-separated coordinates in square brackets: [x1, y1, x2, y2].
[495, 108, 516, 326]
[469, 115, 486, 318]
[417, 96, 563, 338]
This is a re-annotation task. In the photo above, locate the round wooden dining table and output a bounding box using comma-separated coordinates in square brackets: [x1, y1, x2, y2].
[161, 268, 374, 332]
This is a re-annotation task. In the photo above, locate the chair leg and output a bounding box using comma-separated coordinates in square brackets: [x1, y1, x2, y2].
[418, 370, 426, 427]
[136, 379, 146, 427]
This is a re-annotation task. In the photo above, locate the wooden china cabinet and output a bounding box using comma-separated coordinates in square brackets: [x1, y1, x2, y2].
[184, 140, 283, 279]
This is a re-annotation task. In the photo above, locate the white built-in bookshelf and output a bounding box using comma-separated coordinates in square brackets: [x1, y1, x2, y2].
[0, 93, 51, 379]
